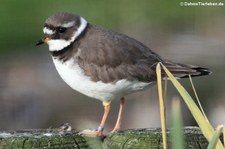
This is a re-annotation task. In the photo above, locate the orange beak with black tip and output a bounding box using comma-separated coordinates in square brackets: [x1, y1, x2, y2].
[36, 37, 49, 46]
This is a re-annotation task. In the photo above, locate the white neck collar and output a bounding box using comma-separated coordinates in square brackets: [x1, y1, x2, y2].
[47, 17, 87, 52]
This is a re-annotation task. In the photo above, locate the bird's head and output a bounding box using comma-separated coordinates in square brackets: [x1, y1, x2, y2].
[36, 12, 87, 52]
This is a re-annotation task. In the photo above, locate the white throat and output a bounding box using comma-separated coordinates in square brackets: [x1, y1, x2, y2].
[47, 17, 87, 52]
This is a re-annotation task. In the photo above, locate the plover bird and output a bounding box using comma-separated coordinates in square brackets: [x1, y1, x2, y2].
[36, 12, 210, 136]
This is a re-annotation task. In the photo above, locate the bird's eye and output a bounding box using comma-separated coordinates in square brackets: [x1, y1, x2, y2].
[58, 27, 67, 33]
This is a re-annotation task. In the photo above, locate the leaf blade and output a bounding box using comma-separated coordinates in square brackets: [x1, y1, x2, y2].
[160, 63, 223, 149]
[156, 63, 167, 149]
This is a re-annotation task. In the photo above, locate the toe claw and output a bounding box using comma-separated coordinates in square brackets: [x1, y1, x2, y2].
[110, 128, 120, 134]
[79, 129, 104, 137]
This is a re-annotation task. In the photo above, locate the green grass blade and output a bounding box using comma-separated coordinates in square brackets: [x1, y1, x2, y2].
[207, 125, 224, 149]
[156, 63, 167, 149]
[172, 99, 184, 149]
[189, 75, 209, 123]
[160, 63, 224, 149]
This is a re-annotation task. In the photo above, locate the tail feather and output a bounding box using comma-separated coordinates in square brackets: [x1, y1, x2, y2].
[163, 60, 212, 79]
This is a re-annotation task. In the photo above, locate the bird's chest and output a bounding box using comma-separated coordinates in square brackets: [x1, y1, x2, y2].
[52, 58, 119, 101]
[52, 58, 96, 95]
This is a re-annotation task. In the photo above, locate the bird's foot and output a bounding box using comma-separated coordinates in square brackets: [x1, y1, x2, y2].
[110, 128, 121, 134]
[78, 128, 105, 137]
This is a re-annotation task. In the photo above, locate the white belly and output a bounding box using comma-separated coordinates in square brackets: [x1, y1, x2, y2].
[52, 58, 151, 102]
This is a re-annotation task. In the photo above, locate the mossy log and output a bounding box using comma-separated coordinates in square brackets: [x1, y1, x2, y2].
[0, 127, 211, 149]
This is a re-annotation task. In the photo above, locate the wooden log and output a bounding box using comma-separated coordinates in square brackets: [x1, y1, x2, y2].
[0, 127, 210, 149]
[104, 127, 209, 149]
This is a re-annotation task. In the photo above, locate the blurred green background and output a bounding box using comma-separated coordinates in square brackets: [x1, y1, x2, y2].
[0, 0, 225, 131]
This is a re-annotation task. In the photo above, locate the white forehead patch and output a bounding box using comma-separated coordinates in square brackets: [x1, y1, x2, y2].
[43, 27, 55, 35]
[62, 21, 75, 28]
[47, 17, 87, 52]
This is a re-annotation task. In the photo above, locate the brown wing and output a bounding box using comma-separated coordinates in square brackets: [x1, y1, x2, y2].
[75, 25, 163, 83]
[76, 24, 210, 83]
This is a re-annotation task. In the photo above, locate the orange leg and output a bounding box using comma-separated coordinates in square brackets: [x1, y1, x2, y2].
[79, 102, 110, 137]
[111, 97, 125, 133]
[97, 103, 110, 135]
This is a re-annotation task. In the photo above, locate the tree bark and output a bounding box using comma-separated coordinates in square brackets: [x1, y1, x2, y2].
[0, 127, 210, 149]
